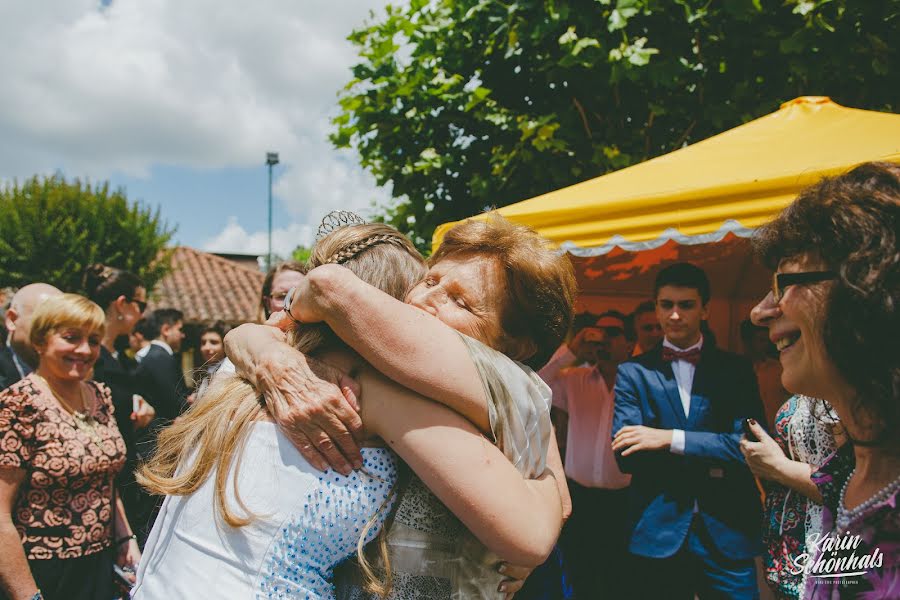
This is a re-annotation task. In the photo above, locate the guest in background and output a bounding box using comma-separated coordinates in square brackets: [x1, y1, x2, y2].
[539, 311, 633, 599]
[612, 263, 764, 600]
[259, 261, 307, 321]
[741, 318, 788, 430]
[190, 320, 229, 402]
[132, 308, 187, 544]
[629, 300, 662, 356]
[134, 308, 187, 425]
[750, 161, 899, 599]
[0, 294, 140, 600]
[1, 284, 61, 390]
[542, 313, 598, 453]
[83, 264, 156, 548]
[129, 317, 153, 366]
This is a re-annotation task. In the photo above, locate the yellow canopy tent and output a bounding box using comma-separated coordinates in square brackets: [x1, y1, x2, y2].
[432, 97, 900, 347]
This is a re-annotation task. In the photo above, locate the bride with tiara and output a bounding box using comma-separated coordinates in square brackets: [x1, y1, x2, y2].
[131, 214, 569, 599]
[224, 210, 575, 599]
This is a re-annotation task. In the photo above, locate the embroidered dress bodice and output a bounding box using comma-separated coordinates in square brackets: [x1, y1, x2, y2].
[335, 334, 553, 599]
[133, 422, 398, 599]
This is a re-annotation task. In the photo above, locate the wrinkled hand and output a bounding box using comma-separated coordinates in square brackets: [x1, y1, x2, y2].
[116, 538, 141, 583]
[497, 562, 534, 599]
[130, 395, 155, 429]
[256, 344, 363, 475]
[739, 419, 789, 482]
[612, 425, 672, 456]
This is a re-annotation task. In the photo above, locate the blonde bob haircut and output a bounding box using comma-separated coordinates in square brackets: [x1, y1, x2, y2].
[29, 293, 106, 348]
[432, 214, 576, 369]
[139, 222, 425, 596]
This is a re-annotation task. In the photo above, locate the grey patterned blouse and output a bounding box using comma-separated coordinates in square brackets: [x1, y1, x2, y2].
[334, 333, 553, 599]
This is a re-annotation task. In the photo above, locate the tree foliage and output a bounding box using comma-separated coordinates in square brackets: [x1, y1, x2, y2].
[292, 245, 312, 264]
[0, 175, 176, 294]
[333, 0, 898, 250]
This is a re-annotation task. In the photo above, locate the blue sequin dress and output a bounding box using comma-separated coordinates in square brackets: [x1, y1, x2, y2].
[133, 421, 398, 599]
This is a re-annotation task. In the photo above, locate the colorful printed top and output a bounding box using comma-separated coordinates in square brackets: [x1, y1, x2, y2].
[805, 443, 899, 599]
[0, 374, 126, 559]
[761, 397, 842, 598]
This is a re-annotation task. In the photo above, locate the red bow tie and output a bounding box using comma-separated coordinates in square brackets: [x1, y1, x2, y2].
[662, 346, 702, 366]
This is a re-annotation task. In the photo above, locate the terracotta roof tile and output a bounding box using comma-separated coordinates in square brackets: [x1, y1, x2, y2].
[148, 247, 264, 325]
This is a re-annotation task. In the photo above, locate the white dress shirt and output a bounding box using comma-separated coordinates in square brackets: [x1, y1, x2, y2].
[664, 335, 703, 456]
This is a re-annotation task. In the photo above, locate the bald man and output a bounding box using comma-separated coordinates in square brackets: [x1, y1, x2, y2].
[0, 283, 62, 390]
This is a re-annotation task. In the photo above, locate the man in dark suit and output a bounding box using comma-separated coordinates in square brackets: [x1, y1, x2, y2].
[612, 263, 764, 599]
[1, 283, 62, 390]
[132, 307, 187, 544]
[135, 308, 188, 422]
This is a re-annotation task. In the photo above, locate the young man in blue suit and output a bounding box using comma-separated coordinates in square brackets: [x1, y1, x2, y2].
[612, 263, 764, 599]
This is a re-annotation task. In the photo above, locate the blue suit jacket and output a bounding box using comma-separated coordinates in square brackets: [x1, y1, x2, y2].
[612, 343, 764, 560]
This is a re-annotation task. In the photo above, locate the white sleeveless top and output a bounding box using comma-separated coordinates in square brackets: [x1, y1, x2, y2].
[133, 422, 398, 599]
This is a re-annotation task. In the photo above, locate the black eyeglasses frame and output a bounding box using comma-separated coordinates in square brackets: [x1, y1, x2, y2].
[772, 271, 837, 302]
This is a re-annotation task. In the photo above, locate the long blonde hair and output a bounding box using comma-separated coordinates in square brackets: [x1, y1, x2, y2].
[138, 222, 425, 594]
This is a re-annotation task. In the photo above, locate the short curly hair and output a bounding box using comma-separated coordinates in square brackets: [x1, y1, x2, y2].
[753, 161, 900, 446]
[432, 215, 576, 369]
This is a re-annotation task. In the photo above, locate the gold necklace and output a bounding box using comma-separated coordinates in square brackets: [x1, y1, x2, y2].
[34, 373, 105, 451]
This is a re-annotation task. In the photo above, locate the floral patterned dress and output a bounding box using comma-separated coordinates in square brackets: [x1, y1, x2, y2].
[0, 374, 127, 560]
[762, 395, 843, 599]
[805, 444, 899, 599]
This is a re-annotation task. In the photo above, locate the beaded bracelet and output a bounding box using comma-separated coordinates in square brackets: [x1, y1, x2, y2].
[116, 533, 138, 546]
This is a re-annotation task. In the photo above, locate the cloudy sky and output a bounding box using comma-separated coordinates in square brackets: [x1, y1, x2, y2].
[0, 0, 392, 258]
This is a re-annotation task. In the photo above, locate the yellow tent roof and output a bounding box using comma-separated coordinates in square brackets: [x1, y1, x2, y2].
[433, 97, 900, 256]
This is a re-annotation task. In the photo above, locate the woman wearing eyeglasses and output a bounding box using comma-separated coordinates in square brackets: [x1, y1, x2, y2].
[259, 261, 307, 322]
[83, 264, 156, 553]
[746, 161, 900, 599]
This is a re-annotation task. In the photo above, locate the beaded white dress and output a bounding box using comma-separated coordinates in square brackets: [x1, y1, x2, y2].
[133, 421, 398, 599]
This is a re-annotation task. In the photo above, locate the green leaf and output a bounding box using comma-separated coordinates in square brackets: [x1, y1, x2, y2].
[572, 37, 600, 55]
[464, 86, 493, 111]
[558, 26, 578, 45]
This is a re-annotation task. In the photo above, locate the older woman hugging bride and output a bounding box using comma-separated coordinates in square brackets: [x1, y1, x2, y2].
[133, 212, 575, 599]
[227, 212, 574, 599]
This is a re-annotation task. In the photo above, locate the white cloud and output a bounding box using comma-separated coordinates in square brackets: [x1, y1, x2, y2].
[0, 0, 392, 234]
[201, 216, 313, 257]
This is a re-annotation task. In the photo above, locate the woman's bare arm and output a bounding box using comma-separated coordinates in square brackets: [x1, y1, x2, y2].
[739, 419, 823, 503]
[224, 324, 364, 474]
[290, 264, 491, 433]
[545, 429, 571, 521]
[0, 469, 39, 600]
[360, 367, 562, 567]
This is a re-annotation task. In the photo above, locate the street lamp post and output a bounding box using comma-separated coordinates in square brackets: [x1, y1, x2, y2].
[265, 152, 280, 270]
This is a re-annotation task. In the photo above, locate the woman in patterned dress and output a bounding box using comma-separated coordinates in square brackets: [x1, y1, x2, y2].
[0, 294, 140, 600]
[741, 395, 845, 598]
[749, 161, 900, 598]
